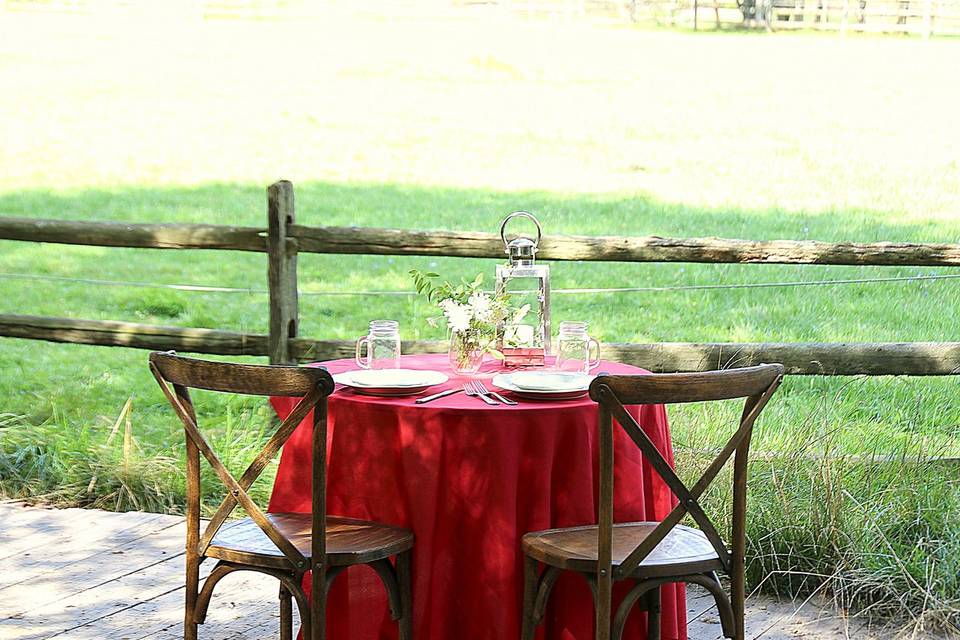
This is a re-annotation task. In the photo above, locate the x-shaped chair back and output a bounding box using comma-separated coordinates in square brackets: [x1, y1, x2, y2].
[589, 364, 783, 589]
[149, 351, 335, 573]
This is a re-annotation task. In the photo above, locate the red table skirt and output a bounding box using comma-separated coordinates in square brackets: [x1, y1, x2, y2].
[268, 355, 686, 640]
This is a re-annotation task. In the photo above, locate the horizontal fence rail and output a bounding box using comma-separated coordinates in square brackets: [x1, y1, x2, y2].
[0, 217, 267, 252]
[6, 215, 960, 266]
[4, 314, 960, 376]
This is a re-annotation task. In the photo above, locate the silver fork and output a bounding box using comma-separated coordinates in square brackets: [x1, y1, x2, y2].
[473, 381, 518, 405]
[463, 382, 498, 405]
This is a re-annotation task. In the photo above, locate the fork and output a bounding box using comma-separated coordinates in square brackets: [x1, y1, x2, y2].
[473, 381, 518, 405]
[463, 382, 498, 405]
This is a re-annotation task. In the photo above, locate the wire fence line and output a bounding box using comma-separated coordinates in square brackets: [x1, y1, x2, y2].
[4, 271, 960, 297]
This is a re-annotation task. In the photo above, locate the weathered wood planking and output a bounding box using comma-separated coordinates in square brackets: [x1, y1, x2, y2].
[0, 313, 444, 362]
[290, 224, 960, 266]
[0, 505, 128, 563]
[51, 569, 288, 640]
[0, 504, 926, 640]
[6, 215, 960, 266]
[0, 314, 269, 356]
[0, 503, 291, 640]
[0, 217, 266, 251]
[0, 522, 190, 623]
[4, 314, 960, 375]
[267, 180, 299, 364]
[0, 510, 175, 590]
[601, 341, 960, 376]
[0, 510, 244, 639]
[290, 336, 446, 363]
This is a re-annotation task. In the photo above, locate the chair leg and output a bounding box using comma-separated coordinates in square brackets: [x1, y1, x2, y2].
[310, 571, 326, 640]
[279, 584, 293, 640]
[184, 554, 200, 640]
[396, 551, 414, 640]
[645, 587, 661, 640]
[521, 555, 539, 640]
[596, 575, 612, 640]
[731, 566, 746, 639]
[287, 576, 312, 640]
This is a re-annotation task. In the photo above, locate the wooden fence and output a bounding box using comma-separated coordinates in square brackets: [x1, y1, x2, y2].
[629, 0, 960, 35]
[5, 0, 959, 36]
[2, 179, 960, 376]
[483, 0, 960, 35]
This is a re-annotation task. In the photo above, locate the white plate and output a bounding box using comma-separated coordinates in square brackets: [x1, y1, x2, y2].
[333, 369, 448, 397]
[508, 371, 593, 392]
[492, 372, 594, 400]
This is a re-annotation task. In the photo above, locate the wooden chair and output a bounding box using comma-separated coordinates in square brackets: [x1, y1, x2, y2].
[520, 364, 784, 640]
[149, 351, 414, 640]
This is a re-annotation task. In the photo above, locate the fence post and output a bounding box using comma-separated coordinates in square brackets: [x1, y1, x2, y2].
[267, 180, 299, 364]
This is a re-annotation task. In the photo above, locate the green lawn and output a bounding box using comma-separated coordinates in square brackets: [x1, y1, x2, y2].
[1, 5, 959, 629]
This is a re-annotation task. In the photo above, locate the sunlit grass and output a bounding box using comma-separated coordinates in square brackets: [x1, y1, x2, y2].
[0, 388, 279, 515]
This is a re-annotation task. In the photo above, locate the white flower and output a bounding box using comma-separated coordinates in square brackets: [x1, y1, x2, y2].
[468, 292, 493, 323]
[442, 301, 472, 333]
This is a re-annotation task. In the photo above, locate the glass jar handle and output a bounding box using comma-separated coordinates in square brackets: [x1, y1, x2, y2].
[499, 211, 542, 251]
[587, 338, 601, 371]
[355, 336, 370, 369]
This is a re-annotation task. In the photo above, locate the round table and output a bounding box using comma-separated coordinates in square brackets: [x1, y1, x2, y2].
[268, 354, 686, 640]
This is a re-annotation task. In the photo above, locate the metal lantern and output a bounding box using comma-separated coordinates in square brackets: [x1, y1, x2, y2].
[496, 211, 551, 367]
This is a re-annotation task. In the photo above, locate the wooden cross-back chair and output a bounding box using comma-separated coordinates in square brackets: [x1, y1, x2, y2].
[520, 364, 784, 640]
[149, 351, 414, 640]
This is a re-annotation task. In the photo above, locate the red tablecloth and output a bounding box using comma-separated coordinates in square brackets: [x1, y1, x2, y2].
[268, 354, 686, 640]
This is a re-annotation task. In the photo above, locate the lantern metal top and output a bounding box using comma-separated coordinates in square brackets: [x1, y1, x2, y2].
[500, 211, 542, 266]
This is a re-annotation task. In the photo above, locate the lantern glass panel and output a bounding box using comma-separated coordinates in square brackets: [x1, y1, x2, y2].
[496, 263, 550, 352]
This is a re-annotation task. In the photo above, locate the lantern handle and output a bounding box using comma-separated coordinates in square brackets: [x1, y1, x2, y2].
[499, 211, 542, 252]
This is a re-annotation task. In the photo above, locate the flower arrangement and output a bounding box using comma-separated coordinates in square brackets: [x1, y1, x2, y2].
[410, 270, 528, 374]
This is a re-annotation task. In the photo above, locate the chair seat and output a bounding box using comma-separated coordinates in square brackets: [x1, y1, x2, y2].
[207, 513, 413, 570]
[522, 521, 722, 577]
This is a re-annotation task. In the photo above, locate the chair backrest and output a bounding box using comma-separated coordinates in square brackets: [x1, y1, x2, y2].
[588, 364, 783, 585]
[149, 351, 335, 572]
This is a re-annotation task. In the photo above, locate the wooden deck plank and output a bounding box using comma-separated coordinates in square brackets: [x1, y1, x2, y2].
[0, 547, 189, 639]
[0, 503, 114, 562]
[54, 569, 287, 640]
[0, 505, 942, 640]
[0, 518, 190, 620]
[0, 518, 239, 638]
[0, 509, 179, 592]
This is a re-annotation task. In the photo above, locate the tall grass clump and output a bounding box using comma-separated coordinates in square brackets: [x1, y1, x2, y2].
[0, 393, 280, 515]
[674, 385, 960, 634]
[747, 450, 959, 630]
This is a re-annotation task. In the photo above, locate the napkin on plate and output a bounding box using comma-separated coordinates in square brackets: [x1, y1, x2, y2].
[509, 372, 591, 392]
[349, 369, 435, 387]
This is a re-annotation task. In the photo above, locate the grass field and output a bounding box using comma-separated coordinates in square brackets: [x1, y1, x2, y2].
[1, 4, 959, 629]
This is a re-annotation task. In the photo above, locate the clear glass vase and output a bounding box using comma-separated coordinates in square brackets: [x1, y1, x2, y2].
[448, 331, 484, 375]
